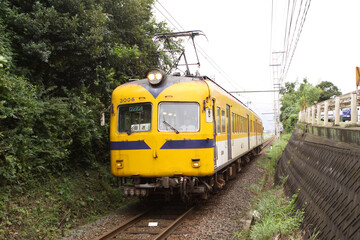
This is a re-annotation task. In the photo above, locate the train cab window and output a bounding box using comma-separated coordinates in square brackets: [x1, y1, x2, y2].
[158, 102, 199, 132]
[117, 103, 152, 133]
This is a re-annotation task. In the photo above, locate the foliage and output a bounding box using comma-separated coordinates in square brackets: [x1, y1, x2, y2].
[258, 134, 291, 176]
[280, 79, 324, 133]
[297, 79, 322, 110]
[0, 163, 127, 239]
[249, 192, 304, 240]
[316, 81, 342, 102]
[0, 69, 108, 185]
[3, 0, 169, 100]
[0, 0, 173, 185]
[0, 1, 12, 67]
[280, 79, 342, 133]
[0, 0, 176, 238]
[238, 134, 304, 240]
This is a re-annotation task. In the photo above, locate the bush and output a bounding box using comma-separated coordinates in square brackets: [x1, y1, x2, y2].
[0, 163, 126, 239]
[0, 69, 108, 186]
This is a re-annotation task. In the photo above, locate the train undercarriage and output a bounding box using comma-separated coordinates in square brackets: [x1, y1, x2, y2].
[119, 145, 262, 202]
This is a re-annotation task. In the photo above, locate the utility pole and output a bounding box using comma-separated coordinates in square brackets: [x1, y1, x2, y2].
[270, 51, 284, 140]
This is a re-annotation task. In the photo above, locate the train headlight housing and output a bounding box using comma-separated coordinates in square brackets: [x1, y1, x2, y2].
[116, 160, 124, 169]
[192, 159, 200, 168]
[147, 69, 166, 85]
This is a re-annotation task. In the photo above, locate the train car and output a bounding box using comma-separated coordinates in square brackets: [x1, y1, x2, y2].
[110, 69, 263, 201]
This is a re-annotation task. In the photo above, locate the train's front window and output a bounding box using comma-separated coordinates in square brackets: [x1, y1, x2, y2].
[158, 102, 199, 132]
[118, 103, 152, 133]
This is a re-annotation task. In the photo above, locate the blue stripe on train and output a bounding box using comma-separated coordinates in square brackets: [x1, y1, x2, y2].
[160, 139, 214, 149]
[111, 139, 214, 150]
[110, 141, 150, 150]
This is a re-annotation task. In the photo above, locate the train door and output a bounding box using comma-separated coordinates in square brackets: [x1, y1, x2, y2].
[247, 114, 250, 150]
[226, 105, 232, 159]
[213, 100, 217, 168]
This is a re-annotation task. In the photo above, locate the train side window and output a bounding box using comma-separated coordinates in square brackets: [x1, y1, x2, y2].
[234, 114, 236, 134]
[232, 113, 235, 134]
[240, 116, 243, 133]
[236, 114, 238, 133]
[235, 114, 238, 134]
[216, 107, 221, 134]
[221, 110, 225, 133]
[244, 117, 246, 133]
[240, 116, 242, 133]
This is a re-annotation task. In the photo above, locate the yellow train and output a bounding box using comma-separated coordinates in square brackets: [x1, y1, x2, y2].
[110, 69, 263, 201]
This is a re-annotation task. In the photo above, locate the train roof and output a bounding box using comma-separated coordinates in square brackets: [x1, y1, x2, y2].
[119, 73, 262, 122]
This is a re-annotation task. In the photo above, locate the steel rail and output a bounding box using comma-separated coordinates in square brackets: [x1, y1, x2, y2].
[259, 136, 276, 154]
[153, 205, 196, 240]
[96, 208, 151, 240]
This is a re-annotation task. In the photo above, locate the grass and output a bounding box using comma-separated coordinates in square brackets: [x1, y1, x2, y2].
[0, 163, 129, 239]
[234, 133, 305, 239]
[257, 134, 291, 176]
[249, 191, 304, 240]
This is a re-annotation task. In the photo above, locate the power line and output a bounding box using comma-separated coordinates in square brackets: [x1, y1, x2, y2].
[282, 0, 312, 81]
[153, 4, 181, 32]
[154, 0, 250, 100]
[278, 0, 312, 82]
[156, 1, 184, 31]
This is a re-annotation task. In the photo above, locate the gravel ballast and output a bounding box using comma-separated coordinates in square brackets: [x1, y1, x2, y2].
[62, 153, 266, 240]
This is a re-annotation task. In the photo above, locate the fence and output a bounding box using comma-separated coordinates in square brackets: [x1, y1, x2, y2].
[299, 92, 360, 125]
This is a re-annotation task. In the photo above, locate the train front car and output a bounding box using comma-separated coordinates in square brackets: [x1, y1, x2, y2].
[110, 70, 214, 201]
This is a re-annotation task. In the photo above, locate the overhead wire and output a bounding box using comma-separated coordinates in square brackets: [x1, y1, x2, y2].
[270, 0, 312, 137]
[282, 0, 311, 81]
[275, 0, 312, 83]
[154, 0, 250, 103]
[281, 0, 304, 79]
[156, 1, 183, 31]
[282, 0, 297, 70]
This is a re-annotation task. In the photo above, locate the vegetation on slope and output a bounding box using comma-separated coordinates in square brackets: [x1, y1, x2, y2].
[234, 134, 305, 239]
[0, 0, 174, 238]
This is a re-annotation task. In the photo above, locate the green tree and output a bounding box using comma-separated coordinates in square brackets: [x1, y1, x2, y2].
[280, 82, 301, 133]
[316, 81, 342, 102]
[280, 79, 322, 133]
[298, 79, 322, 109]
[4, 0, 169, 101]
[0, 0, 174, 185]
[0, 1, 12, 67]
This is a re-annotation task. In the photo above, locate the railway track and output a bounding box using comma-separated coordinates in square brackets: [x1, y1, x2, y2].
[97, 204, 195, 240]
[97, 137, 274, 240]
[260, 136, 276, 153]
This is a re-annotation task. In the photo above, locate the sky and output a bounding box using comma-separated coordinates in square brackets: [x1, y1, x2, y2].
[152, 0, 360, 131]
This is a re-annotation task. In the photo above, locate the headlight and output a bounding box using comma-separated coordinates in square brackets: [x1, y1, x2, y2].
[192, 159, 200, 168]
[116, 160, 123, 169]
[147, 69, 166, 85]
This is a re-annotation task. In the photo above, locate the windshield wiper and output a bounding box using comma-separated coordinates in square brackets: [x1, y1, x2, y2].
[127, 128, 132, 135]
[163, 120, 179, 134]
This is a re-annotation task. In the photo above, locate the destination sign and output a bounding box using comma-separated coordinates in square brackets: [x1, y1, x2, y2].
[129, 106, 143, 112]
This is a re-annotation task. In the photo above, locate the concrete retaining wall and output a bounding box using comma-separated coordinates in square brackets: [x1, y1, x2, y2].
[306, 125, 360, 147]
[275, 125, 360, 239]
